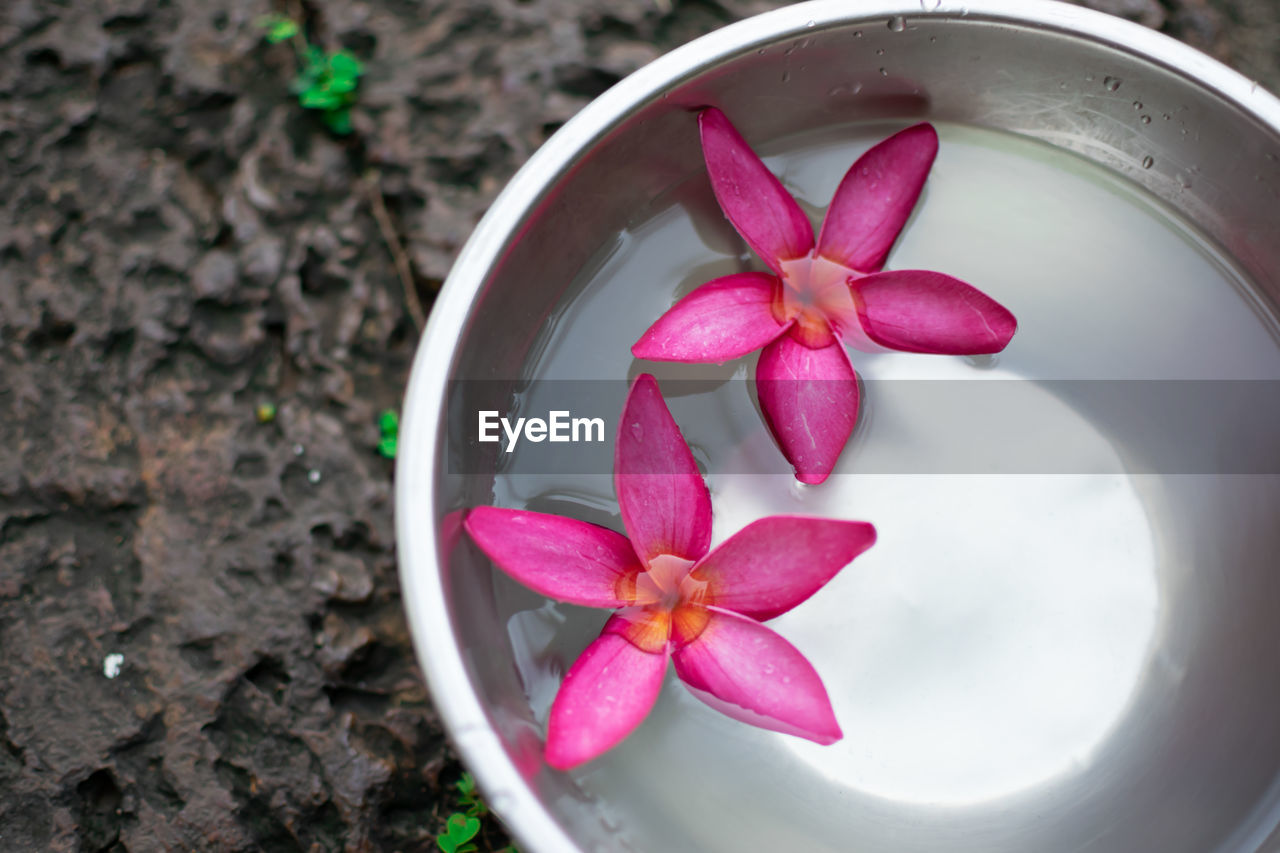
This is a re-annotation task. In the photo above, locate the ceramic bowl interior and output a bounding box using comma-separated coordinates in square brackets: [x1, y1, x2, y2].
[397, 2, 1280, 851]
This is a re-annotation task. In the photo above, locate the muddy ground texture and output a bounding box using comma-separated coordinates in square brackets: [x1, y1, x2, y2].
[0, 0, 1276, 851]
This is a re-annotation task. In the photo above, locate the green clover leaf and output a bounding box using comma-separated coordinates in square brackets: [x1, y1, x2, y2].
[328, 50, 363, 81]
[436, 813, 481, 853]
[379, 410, 399, 438]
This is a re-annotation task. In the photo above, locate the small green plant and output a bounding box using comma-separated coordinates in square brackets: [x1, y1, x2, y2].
[435, 813, 480, 853]
[256, 13, 363, 135]
[455, 772, 487, 818]
[255, 401, 277, 424]
[435, 774, 520, 853]
[377, 409, 398, 458]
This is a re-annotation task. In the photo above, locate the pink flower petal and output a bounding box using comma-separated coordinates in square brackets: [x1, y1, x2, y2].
[632, 272, 791, 363]
[816, 123, 939, 273]
[671, 607, 841, 745]
[615, 374, 713, 564]
[699, 108, 815, 273]
[545, 619, 670, 769]
[853, 269, 1017, 354]
[693, 516, 877, 621]
[756, 336, 859, 485]
[464, 507, 644, 608]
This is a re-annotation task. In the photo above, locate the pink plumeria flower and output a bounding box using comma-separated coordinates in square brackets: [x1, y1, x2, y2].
[633, 108, 1017, 484]
[464, 374, 876, 769]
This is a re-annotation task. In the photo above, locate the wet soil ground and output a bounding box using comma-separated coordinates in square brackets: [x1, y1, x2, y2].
[0, 1, 1276, 851]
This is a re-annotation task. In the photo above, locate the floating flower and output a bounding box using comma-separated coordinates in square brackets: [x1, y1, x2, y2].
[633, 109, 1017, 484]
[464, 374, 876, 769]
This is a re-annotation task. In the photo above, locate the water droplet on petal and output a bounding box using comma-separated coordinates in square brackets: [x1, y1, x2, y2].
[1141, 156, 1154, 169]
[630, 422, 643, 440]
[887, 15, 906, 31]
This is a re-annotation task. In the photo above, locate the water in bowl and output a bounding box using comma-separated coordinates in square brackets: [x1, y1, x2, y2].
[485, 123, 1280, 852]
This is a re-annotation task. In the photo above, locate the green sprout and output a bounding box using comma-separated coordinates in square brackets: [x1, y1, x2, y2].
[377, 409, 399, 459]
[456, 772, 487, 818]
[255, 402, 277, 424]
[255, 14, 363, 135]
[435, 813, 480, 853]
[434, 774, 520, 853]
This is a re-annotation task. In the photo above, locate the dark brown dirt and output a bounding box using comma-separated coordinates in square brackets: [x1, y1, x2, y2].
[0, 1, 1274, 851]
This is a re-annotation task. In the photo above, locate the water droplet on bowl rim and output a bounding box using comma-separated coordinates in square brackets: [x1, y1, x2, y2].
[887, 15, 906, 31]
[879, 67, 888, 76]
[1140, 115, 1151, 124]
[1103, 76, 1122, 92]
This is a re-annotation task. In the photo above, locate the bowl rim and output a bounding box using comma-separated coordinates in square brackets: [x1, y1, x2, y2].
[395, 2, 1280, 851]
